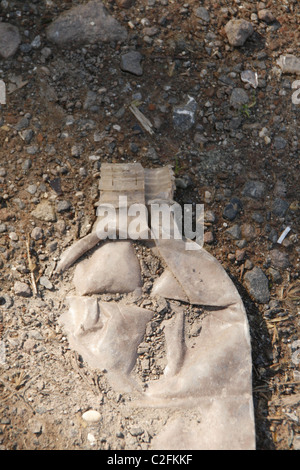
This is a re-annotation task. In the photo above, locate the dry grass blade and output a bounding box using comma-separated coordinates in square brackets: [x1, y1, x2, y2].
[282, 281, 300, 302]
[267, 315, 290, 323]
[12, 371, 28, 390]
[0, 374, 35, 414]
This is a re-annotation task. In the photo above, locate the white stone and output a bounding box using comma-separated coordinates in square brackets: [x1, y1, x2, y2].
[82, 410, 101, 423]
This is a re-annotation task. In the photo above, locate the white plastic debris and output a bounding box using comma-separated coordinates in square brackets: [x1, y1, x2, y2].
[277, 55, 300, 75]
[277, 226, 291, 244]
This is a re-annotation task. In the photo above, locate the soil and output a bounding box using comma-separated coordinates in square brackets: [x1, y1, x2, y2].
[0, 0, 299, 451]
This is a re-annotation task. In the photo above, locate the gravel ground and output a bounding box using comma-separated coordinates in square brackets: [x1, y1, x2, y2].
[0, 0, 299, 450]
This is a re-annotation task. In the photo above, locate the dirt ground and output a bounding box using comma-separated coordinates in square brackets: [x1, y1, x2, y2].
[0, 0, 299, 451]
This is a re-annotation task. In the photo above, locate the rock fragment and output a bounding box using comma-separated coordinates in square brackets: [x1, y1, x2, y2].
[244, 267, 270, 303]
[224, 19, 254, 47]
[14, 281, 32, 298]
[194, 7, 210, 23]
[46, 0, 127, 47]
[230, 88, 249, 109]
[241, 70, 258, 89]
[258, 9, 275, 24]
[272, 198, 289, 217]
[117, 0, 135, 8]
[173, 96, 197, 132]
[82, 410, 101, 424]
[31, 201, 56, 222]
[120, 51, 143, 76]
[242, 181, 265, 199]
[270, 249, 290, 269]
[0, 23, 21, 59]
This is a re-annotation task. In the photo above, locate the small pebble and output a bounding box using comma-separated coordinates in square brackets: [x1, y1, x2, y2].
[244, 267, 270, 303]
[82, 410, 101, 423]
[31, 227, 44, 240]
[204, 231, 214, 244]
[56, 200, 71, 213]
[14, 281, 32, 298]
[39, 276, 53, 290]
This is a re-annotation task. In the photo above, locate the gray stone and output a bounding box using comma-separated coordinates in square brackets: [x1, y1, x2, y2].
[241, 223, 256, 241]
[205, 210, 216, 223]
[47, 241, 58, 253]
[9, 232, 18, 242]
[224, 19, 254, 47]
[273, 180, 287, 198]
[22, 158, 32, 172]
[272, 198, 289, 217]
[204, 231, 214, 245]
[229, 116, 243, 130]
[244, 260, 253, 270]
[26, 184, 37, 195]
[31, 35, 41, 49]
[0, 23, 21, 59]
[226, 224, 242, 240]
[223, 203, 239, 221]
[120, 51, 143, 76]
[71, 144, 83, 157]
[46, 0, 127, 46]
[28, 419, 43, 435]
[242, 180, 265, 199]
[31, 201, 56, 222]
[269, 249, 290, 269]
[19, 129, 34, 144]
[230, 88, 249, 109]
[194, 7, 210, 22]
[244, 267, 270, 303]
[14, 281, 32, 298]
[273, 136, 287, 150]
[241, 70, 258, 89]
[267, 267, 282, 283]
[26, 145, 39, 155]
[31, 227, 44, 241]
[129, 427, 144, 437]
[258, 9, 275, 23]
[252, 212, 264, 224]
[173, 96, 197, 132]
[56, 200, 71, 213]
[15, 117, 29, 131]
[39, 276, 53, 290]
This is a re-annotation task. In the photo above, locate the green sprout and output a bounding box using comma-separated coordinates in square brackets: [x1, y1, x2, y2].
[239, 93, 257, 118]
